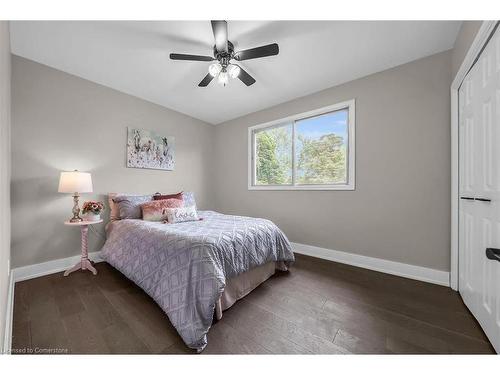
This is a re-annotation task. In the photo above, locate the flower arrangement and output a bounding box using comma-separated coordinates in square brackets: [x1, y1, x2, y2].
[82, 201, 105, 215]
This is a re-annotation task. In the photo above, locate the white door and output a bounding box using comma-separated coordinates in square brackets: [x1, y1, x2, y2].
[459, 25, 500, 353]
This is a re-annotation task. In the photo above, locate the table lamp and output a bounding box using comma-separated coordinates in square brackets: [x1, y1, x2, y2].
[58, 170, 93, 222]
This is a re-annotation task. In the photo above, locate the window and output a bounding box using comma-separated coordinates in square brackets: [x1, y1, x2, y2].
[248, 100, 355, 190]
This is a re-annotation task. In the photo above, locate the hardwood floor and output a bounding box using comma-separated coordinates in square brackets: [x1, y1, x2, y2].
[11, 254, 495, 354]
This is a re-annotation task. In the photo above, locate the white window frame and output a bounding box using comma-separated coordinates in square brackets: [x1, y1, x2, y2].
[248, 99, 355, 191]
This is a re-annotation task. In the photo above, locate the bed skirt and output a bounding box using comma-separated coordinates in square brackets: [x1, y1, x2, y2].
[215, 261, 286, 320]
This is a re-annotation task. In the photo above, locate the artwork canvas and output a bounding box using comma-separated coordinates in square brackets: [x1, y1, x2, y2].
[126, 128, 175, 170]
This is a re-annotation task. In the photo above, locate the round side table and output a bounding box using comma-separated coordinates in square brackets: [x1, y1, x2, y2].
[63, 219, 103, 276]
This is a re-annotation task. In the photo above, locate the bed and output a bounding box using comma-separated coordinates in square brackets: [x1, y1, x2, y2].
[100, 200, 295, 352]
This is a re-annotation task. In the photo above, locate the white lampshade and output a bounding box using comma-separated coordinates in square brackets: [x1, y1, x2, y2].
[208, 62, 222, 77]
[58, 171, 93, 193]
[217, 71, 229, 86]
[227, 64, 240, 79]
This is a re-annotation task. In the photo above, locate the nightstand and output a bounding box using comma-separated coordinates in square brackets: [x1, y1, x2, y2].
[63, 219, 103, 276]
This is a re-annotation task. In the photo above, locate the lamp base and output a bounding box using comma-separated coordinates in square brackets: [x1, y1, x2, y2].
[70, 193, 83, 222]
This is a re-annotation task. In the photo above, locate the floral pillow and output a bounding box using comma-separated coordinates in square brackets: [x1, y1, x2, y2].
[141, 198, 184, 222]
[164, 205, 199, 224]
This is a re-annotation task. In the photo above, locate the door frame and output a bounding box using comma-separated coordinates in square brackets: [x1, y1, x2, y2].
[450, 21, 498, 290]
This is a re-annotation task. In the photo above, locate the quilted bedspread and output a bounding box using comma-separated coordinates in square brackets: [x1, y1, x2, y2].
[100, 210, 295, 351]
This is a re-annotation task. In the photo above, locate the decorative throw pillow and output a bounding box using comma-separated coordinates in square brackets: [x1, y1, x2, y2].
[181, 192, 197, 210]
[154, 191, 197, 211]
[141, 198, 184, 222]
[153, 191, 183, 201]
[108, 193, 121, 221]
[164, 205, 199, 223]
[112, 194, 152, 219]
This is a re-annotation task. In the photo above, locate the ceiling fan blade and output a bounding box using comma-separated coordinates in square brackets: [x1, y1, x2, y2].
[234, 43, 279, 61]
[170, 53, 214, 62]
[198, 73, 214, 87]
[211, 20, 228, 53]
[236, 65, 256, 86]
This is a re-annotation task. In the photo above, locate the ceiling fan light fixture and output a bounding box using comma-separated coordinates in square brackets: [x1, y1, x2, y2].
[208, 62, 222, 77]
[227, 64, 241, 79]
[217, 70, 229, 86]
[170, 20, 279, 87]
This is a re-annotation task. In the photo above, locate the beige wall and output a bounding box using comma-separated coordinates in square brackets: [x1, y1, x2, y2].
[0, 21, 12, 351]
[451, 21, 482, 79]
[11, 56, 215, 268]
[213, 50, 452, 271]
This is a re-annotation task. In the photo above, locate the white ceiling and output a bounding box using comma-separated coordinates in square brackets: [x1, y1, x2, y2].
[10, 21, 461, 124]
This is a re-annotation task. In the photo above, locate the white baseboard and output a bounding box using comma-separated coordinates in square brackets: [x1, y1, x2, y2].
[12, 251, 103, 282]
[2, 272, 14, 354]
[9, 244, 449, 286]
[291, 242, 450, 287]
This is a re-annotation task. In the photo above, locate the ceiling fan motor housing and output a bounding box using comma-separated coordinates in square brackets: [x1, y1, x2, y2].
[214, 41, 235, 68]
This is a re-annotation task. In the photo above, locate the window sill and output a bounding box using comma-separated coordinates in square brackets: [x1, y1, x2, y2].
[248, 184, 355, 191]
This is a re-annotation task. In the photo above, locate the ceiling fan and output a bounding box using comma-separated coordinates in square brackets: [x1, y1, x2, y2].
[170, 20, 279, 87]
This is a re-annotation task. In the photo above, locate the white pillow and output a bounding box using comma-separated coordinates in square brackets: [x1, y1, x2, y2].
[165, 205, 199, 223]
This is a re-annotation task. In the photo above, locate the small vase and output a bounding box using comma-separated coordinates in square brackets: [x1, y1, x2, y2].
[83, 213, 101, 222]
